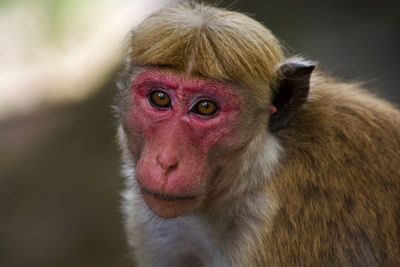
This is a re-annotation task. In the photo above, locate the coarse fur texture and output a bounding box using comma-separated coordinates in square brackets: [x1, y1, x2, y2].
[127, 1, 284, 104]
[115, 1, 400, 266]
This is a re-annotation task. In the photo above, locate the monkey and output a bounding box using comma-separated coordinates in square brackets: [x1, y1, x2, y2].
[115, 2, 400, 266]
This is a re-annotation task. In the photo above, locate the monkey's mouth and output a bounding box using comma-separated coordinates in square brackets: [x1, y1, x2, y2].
[141, 187, 196, 201]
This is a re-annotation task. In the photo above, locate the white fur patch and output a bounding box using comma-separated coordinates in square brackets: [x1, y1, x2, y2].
[122, 187, 225, 266]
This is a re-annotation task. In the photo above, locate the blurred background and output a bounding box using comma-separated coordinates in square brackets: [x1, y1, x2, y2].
[0, 0, 398, 266]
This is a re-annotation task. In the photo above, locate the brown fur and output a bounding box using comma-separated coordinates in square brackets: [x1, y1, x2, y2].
[118, 1, 400, 266]
[128, 2, 284, 103]
[262, 75, 400, 266]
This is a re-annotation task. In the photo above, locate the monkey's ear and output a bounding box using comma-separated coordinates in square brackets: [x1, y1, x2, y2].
[269, 62, 315, 131]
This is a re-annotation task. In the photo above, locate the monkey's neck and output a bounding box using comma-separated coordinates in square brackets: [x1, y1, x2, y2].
[205, 132, 282, 221]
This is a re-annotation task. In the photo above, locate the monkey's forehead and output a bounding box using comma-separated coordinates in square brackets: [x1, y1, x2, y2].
[128, 2, 284, 92]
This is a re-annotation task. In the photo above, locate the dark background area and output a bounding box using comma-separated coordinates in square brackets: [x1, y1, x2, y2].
[1, 0, 399, 266]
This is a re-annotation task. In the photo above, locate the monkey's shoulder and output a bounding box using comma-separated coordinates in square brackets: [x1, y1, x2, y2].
[266, 80, 400, 266]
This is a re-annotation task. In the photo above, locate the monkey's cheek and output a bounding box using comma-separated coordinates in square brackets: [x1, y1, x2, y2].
[141, 191, 201, 219]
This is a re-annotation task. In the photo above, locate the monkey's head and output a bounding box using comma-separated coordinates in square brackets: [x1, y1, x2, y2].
[118, 2, 314, 218]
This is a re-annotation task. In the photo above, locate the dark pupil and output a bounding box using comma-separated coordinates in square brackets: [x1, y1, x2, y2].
[202, 102, 210, 109]
[158, 92, 165, 100]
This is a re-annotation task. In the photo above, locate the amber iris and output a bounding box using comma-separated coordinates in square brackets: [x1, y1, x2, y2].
[149, 91, 171, 108]
[192, 100, 218, 116]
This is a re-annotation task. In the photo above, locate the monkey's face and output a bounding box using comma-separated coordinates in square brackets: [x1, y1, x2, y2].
[127, 69, 245, 218]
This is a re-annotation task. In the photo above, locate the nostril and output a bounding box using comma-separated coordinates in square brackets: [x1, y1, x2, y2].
[166, 165, 178, 174]
[168, 162, 178, 170]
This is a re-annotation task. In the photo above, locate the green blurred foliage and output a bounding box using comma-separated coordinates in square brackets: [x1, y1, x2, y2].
[0, 0, 100, 41]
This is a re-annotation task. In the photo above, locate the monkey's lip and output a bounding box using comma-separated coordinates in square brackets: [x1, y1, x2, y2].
[141, 187, 197, 201]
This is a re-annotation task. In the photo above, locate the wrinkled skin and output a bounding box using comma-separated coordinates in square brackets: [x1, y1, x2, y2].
[128, 69, 244, 218]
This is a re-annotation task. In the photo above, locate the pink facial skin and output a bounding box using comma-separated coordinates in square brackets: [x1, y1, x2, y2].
[129, 69, 243, 218]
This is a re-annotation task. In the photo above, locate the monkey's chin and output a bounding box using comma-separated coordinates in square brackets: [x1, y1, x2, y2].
[141, 189, 199, 219]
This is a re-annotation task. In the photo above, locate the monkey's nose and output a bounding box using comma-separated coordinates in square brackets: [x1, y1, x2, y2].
[156, 153, 179, 173]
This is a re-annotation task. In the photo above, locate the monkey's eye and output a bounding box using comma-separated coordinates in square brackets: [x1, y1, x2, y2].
[191, 100, 218, 116]
[149, 91, 171, 108]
